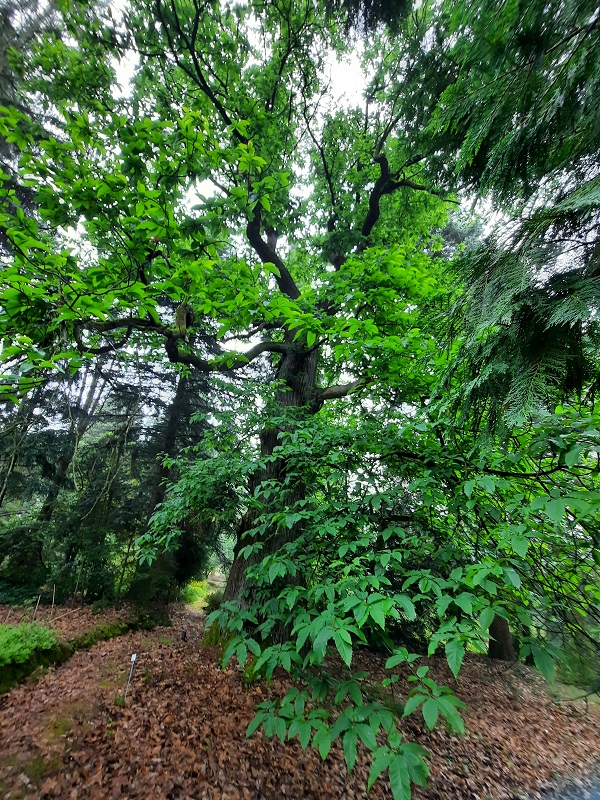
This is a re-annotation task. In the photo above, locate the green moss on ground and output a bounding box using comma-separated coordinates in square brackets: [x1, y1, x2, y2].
[0, 609, 171, 693]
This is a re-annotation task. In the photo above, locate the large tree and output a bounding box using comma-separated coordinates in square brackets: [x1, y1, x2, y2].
[0, 0, 451, 601]
[1, 1, 599, 796]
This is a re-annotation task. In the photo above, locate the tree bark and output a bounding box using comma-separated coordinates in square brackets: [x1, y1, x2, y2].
[147, 375, 191, 512]
[0, 386, 43, 509]
[488, 615, 517, 660]
[223, 341, 322, 606]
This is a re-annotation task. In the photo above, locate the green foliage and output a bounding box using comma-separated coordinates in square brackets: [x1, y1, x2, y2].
[425, 0, 600, 203]
[205, 591, 224, 615]
[0, 0, 598, 796]
[557, 634, 600, 690]
[0, 622, 57, 668]
[0, 580, 42, 606]
[181, 400, 599, 795]
[324, 0, 410, 32]
[180, 580, 209, 605]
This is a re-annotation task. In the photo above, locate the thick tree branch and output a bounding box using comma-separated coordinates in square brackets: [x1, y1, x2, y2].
[246, 208, 301, 300]
[321, 380, 361, 400]
[89, 317, 167, 334]
[165, 335, 290, 372]
[87, 316, 288, 373]
[381, 448, 570, 478]
[359, 153, 393, 244]
[395, 178, 459, 204]
[357, 155, 458, 253]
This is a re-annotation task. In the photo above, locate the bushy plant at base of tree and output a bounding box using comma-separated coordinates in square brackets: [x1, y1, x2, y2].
[148, 403, 600, 795]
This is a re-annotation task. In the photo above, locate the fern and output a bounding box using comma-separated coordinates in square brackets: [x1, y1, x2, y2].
[448, 167, 600, 428]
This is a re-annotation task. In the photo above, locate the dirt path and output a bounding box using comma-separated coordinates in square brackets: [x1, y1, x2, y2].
[1, 609, 600, 799]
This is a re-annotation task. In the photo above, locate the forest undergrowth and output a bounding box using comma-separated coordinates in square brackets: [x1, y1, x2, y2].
[0, 605, 599, 800]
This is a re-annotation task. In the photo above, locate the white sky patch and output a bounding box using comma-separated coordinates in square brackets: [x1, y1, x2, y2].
[327, 51, 365, 104]
[112, 50, 138, 99]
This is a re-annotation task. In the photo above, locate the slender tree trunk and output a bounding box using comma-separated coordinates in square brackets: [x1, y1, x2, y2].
[38, 454, 71, 521]
[37, 363, 107, 523]
[0, 386, 43, 508]
[147, 375, 190, 512]
[488, 615, 517, 661]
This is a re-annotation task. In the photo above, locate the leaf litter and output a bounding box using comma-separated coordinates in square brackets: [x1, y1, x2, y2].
[0, 605, 599, 799]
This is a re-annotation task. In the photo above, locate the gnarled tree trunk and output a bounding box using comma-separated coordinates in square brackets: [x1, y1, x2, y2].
[223, 341, 322, 605]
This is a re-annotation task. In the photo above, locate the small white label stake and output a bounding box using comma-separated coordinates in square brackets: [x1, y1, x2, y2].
[124, 653, 137, 700]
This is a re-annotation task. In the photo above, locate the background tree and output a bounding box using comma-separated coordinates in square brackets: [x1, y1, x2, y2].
[334, 0, 600, 420]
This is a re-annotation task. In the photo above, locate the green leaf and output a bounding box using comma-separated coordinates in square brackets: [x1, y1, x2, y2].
[545, 498, 566, 525]
[531, 645, 555, 682]
[478, 475, 496, 494]
[313, 625, 334, 656]
[287, 589, 299, 610]
[236, 641, 247, 666]
[299, 721, 312, 749]
[369, 603, 386, 629]
[356, 723, 378, 750]
[386, 649, 409, 669]
[222, 637, 239, 668]
[394, 594, 416, 620]
[333, 630, 353, 667]
[479, 606, 496, 632]
[389, 754, 411, 800]
[564, 446, 584, 467]
[436, 696, 465, 734]
[402, 742, 430, 787]
[445, 639, 465, 678]
[274, 716, 287, 742]
[453, 593, 473, 615]
[246, 712, 264, 737]
[367, 748, 392, 792]
[504, 568, 521, 589]
[422, 698, 439, 730]
[343, 729, 358, 772]
[403, 693, 427, 717]
[511, 535, 529, 557]
[437, 595, 452, 616]
[313, 727, 332, 760]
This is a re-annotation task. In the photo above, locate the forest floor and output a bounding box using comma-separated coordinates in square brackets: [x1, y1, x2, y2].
[1, 604, 600, 800]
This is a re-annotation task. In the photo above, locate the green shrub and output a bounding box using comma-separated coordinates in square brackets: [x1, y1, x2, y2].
[0, 580, 42, 606]
[205, 590, 223, 614]
[91, 598, 111, 614]
[0, 623, 57, 668]
[132, 607, 172, 630]
[556, 634, 600, 689]
[180, 580, 209, 605]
